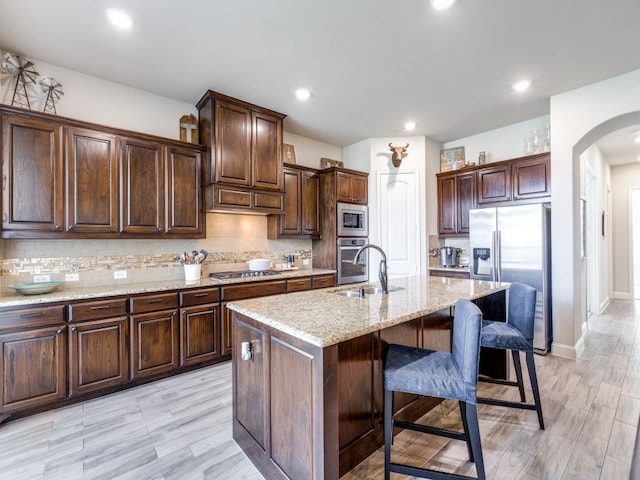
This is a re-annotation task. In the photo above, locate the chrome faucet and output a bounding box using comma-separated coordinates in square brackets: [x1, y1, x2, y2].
[353, 243, 388, 294]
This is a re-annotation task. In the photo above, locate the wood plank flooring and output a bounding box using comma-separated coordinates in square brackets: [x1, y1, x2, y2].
[0, 299, 637, 479]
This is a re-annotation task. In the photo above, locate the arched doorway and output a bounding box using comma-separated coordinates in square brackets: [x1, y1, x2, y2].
[572, 112, 640, 328]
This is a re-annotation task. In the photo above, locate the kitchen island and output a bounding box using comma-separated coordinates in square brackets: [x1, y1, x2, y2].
[227, 275, 509, 479]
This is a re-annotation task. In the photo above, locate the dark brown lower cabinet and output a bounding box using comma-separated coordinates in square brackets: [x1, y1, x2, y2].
[68, 317, 128, 397]
[0, 325, 66, 414]
[232, 308, 457, 480]
[221, 303, 234, 357]
[130, 310, 179, 379]
[180, 303, 221, 366]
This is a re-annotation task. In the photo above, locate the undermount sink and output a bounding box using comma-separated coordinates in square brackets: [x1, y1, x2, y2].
[335, 285, 404, 297]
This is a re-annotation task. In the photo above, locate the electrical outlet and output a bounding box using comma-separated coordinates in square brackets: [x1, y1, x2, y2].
[114, 270, 127, 279]
[34, 274, 51, 283]
[303, 258, 310, 266]
[65, 273, 79, 282]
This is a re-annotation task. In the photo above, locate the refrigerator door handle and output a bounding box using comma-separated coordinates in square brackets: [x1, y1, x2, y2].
[493, 231, 501, 282]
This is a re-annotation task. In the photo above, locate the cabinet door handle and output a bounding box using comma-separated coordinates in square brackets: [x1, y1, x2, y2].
[20, 312, 44, 318]
[89, 305, 111, 310]
[70, 326, 76, 332]
[57, 328, 64, 334]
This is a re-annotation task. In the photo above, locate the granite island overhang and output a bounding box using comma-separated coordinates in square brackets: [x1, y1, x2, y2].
[227, 275, 509, 479]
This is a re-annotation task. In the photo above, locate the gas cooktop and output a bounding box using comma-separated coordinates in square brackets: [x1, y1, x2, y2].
[209, 270, 281, 280]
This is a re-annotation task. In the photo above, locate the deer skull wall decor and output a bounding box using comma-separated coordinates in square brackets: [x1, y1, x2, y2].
[389, 143, 409, 167]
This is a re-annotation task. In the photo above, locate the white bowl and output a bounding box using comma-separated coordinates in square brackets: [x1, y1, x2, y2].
[247, 259, 272, 271]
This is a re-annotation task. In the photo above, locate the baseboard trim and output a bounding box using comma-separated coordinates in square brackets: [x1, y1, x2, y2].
[611, 291, 633, 300]
[599, 296, 610, 313]
[550, 340, 581, 360]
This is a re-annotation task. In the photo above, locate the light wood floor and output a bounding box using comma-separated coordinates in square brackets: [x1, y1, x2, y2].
[0, 300, 638, 479]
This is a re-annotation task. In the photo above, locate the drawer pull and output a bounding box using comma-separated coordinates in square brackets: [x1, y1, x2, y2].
[20, 312, 44, 318]
[89, 305, 111, 310]
[194, 293, 209, 297]
[147, 299, 163, 304]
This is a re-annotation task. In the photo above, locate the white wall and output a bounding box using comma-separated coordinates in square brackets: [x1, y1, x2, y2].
[343, 136, 429, 278]
[0, 52, 197, 140]
[283, 132, 342, 169]
[550, 68, 640, 358]
[443, 116, 550, 164]
[611, 163, 640, 298]
[580, 143, 612, 314]
[0, 52, 344, 166]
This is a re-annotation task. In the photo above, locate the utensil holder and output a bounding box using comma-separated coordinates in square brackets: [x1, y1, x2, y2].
[184, 264, 202, 282]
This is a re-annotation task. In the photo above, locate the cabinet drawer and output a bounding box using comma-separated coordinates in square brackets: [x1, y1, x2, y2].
[180, 288, 221, 306]
[130, 292, 180, 314]
[68, 298, 128, 322]
[222, 280, 287, 301]
[0, 305, 65, 331]
[286, 278, 312, 292]
[312, 275, 335, 289]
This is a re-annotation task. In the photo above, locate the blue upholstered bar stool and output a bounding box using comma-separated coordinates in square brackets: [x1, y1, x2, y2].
[384, 298, 485, 480]
[478, 282, 544, 430]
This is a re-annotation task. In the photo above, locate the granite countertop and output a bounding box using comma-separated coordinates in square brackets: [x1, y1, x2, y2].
[0, 268, 336, 308]
[227, 275, 508, 348]
[428, 265, 470, 273]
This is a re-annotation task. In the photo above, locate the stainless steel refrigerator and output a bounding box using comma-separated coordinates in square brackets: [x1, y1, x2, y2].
[469, 203, 552, 353]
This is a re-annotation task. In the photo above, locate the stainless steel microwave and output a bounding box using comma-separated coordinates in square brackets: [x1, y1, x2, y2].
[337, 203, 368, 237]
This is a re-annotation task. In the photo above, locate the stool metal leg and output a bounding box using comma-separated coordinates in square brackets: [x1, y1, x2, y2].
[384, 389, 393, 480]
[511, 350, 526, 402]
[464, 403, 486, 480]
[459, 401, 474, 462]
[525, 351, 545, 430]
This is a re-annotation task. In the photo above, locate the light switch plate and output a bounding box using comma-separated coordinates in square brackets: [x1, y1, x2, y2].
[34, 274, 51, 283]
[114, 270, 127, 279]
[65, 273, 80, 282]
[303, 258, 310, 265]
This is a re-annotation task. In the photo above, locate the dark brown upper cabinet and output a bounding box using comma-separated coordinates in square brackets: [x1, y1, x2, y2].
[436, 153, 550, 237]
[0, 105, 204, 239]
[268, 164, 321, 239]
[121, 137, 165, 235]
[166, 145, 203, 235]
[1, 112, 64, 235]
[65, 127, 119, 234]
[336, 170, 368, 205]
[437, 171, 476, 236]
[197, 90, 286, 214]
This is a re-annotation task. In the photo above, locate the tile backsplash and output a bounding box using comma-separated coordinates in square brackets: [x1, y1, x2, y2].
[0, 213, 312, 290]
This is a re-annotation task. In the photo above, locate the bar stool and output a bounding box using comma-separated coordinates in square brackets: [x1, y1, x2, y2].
[384, 298, 485, 480]
[477, 282, 544, 430]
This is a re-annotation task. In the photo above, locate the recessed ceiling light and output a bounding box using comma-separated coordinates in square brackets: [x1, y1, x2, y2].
[512, 80, 531, 93]
[295, 88, 311, 100]
[431, 0, 455, 10]
[404, 121, 416, 131]
[106, 8, 133, 29]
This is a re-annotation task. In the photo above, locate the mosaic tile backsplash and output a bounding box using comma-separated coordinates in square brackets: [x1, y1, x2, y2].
[0, 213, 313, 291]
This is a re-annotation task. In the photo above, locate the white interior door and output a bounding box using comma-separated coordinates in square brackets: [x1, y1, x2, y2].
[376, 171, 419, 277]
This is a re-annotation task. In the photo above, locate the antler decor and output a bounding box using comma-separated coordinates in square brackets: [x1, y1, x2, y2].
[389, 143, 409, 167]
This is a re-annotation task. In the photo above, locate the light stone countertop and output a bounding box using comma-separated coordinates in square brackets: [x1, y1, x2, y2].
[227, 275, 509, 347]
[428, 266, 470, 273]
[0, 268, 336, 308]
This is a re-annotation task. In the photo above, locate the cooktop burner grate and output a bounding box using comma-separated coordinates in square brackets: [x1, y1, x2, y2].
[209, 270, 281, 279]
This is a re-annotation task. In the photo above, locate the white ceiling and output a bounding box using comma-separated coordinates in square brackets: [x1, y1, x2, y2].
[1, 0, 640, 161]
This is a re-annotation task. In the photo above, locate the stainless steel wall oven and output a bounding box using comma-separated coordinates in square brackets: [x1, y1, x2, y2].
[337, 238, 369, 284]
